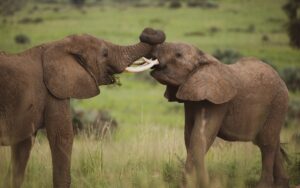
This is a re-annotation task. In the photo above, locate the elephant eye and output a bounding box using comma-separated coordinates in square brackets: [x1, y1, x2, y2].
[102, 49, 108, 58]
[175, 52, 182, 58]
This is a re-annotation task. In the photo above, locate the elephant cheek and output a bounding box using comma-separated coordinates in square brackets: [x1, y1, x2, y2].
[150, 70, 170, 85]
[150, 70, 161, 81]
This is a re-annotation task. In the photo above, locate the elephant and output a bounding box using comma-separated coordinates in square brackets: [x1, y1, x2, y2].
[131, 42, 290, 188]
[0, 28, 165, 188]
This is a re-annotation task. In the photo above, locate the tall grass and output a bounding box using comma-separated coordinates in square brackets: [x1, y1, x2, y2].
[1, 126, 298, 188]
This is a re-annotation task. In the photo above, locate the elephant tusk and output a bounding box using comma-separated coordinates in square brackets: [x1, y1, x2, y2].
[132, 58, 147, 65]
[126, 58, 159, 73]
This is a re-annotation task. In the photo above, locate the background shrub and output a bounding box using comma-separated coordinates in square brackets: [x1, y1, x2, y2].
[0, 0, 27, 16]
[72, 108, 118, 139]
[14, 34, 30, 44]
[187, 0, 218, 9]
[169, 0, 182, 9]
[70, 0, 85, 7]
[280, 67, 300, 92]
[287, 99, 300, 123]
[212, 49, 242, 64]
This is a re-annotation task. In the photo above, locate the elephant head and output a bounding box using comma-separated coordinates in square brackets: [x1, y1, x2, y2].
[42, 28, 165, 99]
[129, 42, 238, 104]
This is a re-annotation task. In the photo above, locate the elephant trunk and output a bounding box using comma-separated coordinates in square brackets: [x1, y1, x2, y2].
[112, 42, 152, 72]
[110, 28, 166, 73]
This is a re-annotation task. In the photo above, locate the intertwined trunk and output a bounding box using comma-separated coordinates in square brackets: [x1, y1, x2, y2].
[110, 42, 153, 73]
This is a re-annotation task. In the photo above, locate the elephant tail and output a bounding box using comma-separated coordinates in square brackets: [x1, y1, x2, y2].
[280, 144, 291, 164]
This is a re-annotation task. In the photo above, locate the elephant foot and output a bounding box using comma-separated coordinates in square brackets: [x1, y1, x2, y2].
[255, 181, 274, 188]
[274, 179, 289, 188]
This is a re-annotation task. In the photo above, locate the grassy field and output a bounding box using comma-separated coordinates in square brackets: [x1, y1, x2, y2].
[0, 0, 300, 187]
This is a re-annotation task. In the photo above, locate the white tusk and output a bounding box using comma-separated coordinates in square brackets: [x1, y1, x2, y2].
[132, 58, 146, 65]
[125, 58, 159, 73]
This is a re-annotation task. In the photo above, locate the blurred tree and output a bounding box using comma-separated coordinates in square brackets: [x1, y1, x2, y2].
[0, 0, 27, 16]
[282, 0, 300, 48]
[283, 0, 299, 20]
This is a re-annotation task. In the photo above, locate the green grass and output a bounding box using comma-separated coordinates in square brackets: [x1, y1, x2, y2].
[0, 126, 299, 188]
[0, 0, 300, 187]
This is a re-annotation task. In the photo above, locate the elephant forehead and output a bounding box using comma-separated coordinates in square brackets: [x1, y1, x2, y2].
[168, 42, 193, 50]
[68, 34, 103, 49]
[158, 43, 196, 55]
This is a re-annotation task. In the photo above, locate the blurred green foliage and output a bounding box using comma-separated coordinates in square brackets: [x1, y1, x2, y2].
[281, 67, 300, 92]
[212, 48, 242, 64]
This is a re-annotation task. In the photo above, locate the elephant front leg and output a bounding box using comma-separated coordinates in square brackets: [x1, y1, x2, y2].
[185, 123, 209, 188]
[45, 99, 74, 188]
[184, 103, 228, 188]
[9, 136, 34, 188]
[183, 102, 208, 188]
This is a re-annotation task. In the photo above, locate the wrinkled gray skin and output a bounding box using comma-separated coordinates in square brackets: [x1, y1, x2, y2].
[150, 43, 289, 188]
[0, 28, 165, 188]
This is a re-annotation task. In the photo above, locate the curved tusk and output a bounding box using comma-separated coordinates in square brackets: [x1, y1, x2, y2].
[126, 58, 159, 73]
[132, 58, 146, 65]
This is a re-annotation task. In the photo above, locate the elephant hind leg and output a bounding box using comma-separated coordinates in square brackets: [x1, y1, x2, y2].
[254, 92, 288, 188]
[255, 143, 277, 188]
[10, 136, 34, 188]
[273, 145, 289, 188]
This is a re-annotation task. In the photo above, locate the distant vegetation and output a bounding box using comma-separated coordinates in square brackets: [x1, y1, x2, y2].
[70, 0, 86, 7]
[14, 34, 31, 44]
[0, 0, 27, 16]
[281, 67, 300, 92]
[212, 49, 242, 64]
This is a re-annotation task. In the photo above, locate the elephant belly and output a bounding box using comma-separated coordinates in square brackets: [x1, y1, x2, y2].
[218, 59, 285, 141]
[0, 104, 42, 146]
[0, 63, 44, 146]
[218, 100, 271, 142]
[0, 82, 44, 145]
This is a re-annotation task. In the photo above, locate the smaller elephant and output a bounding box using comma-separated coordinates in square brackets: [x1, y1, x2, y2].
[0, 28, 165, 188]
[132, 42, 290, 188]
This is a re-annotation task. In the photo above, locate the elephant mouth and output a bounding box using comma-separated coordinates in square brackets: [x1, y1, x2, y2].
[102, 65, 117, 85]
[102, 74, 116, 85]
[125, 58, 159, 73]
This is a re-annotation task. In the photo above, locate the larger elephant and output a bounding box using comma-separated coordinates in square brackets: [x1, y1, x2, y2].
[130, 42, 290, 188]
[0, 28, 165, 188]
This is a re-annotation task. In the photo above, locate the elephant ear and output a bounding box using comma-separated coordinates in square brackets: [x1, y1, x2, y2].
[42, 42, 100, 99]
[176, 63, 238, 104]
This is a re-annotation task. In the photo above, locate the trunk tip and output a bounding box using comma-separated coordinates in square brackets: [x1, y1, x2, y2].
[140, 28, 166, 45]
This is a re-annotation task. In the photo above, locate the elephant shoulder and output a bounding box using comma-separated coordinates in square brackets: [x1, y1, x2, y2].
[229, 57, 287, 100]
[230, 57, 279, 79]
[232, 57, 265, 67]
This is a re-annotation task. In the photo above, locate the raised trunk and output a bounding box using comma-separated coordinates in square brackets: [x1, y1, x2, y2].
[110, 42, 153, 73]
